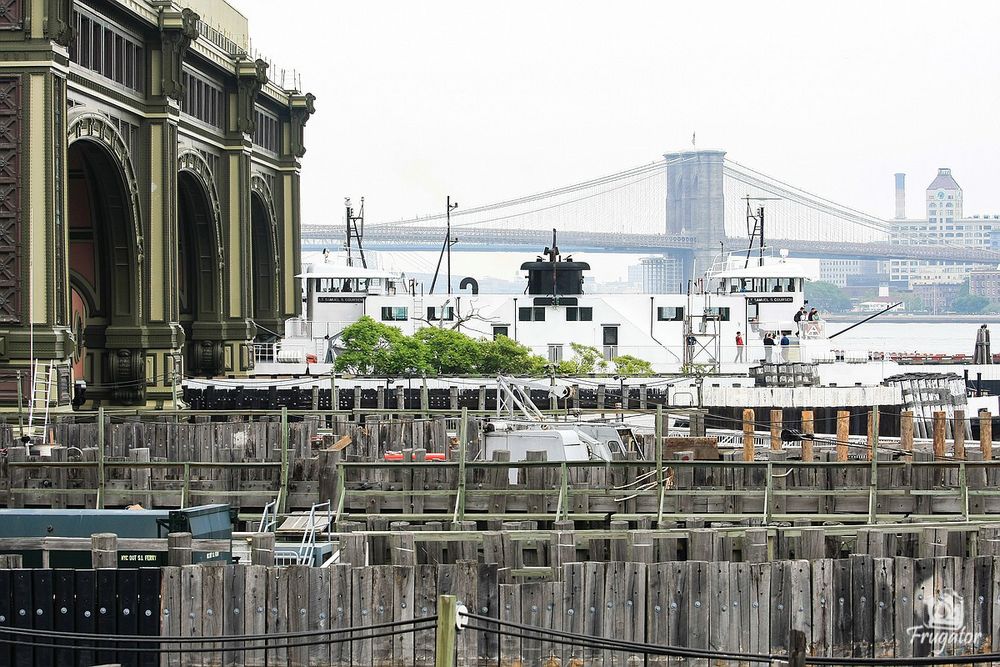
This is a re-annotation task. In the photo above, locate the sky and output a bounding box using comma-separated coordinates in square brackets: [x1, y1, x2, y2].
[233, 0, 1000, 279]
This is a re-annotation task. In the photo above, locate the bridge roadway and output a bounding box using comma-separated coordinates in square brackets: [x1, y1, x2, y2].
[301, 224, 1000, 263]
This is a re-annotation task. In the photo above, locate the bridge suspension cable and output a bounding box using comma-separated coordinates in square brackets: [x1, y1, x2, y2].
[371, 159, 666, 227]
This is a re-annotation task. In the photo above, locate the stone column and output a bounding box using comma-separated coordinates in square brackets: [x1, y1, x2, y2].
[0, 6, 74, 408]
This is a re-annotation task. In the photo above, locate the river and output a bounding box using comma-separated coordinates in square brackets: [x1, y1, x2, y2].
[826, 321, 992, 356]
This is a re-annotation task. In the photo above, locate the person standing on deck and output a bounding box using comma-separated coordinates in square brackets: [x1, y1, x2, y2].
[763, 332, 775, 362]
[735, 331, 745, 362]
[780, 333, 790, 362]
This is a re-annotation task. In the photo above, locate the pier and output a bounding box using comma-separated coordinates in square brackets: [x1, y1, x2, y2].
[0, 404, 998, 663]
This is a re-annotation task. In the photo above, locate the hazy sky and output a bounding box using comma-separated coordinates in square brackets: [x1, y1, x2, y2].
[235, 0, 1000, 238]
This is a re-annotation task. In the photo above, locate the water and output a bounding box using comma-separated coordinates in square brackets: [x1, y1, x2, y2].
[826, 321, 990, 356]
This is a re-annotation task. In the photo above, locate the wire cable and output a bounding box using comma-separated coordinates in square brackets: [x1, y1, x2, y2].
[0, 620, 437, 654]
[0, 614, 435, 644]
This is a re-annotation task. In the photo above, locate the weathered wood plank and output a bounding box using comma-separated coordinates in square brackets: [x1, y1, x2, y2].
[873, 557, 895, 659]
[810, 559, 834, 657]
[412, 565, 436, 666]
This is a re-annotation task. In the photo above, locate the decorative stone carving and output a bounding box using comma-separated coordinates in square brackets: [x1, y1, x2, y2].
[43, 0, 73, 46]
[159, 8, 200, 100]
[288, 93, 315, 158]
[110, 348, 145, 405]
[0, 0, 24, 31]
[236, 59, 269, 135]
[190, 339, 223, 376]
[0, 76, 19, 324]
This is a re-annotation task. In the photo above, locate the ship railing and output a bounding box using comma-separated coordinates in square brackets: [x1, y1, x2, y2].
[252, 342, 278, 365]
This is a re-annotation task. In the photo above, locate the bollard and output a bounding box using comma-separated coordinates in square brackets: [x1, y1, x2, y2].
[91, 533, 118, 569]
[251, 532, 275, 566]
[167, 532, 193, 566]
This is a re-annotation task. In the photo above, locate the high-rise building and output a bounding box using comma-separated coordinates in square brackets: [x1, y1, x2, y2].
[889, 168, 1000, 286]
[639, 256, 682, 293]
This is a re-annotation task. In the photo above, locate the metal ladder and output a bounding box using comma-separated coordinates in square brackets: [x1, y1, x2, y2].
[26, 360, 55, 439]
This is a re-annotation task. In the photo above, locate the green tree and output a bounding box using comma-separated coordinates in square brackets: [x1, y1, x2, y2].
[804, 280, 852, 313]
[953, 294, 989, 314]
[900, 292, 925, 313]
[478, 335, 548, 375]
[414, 327, 482, 375]
[612, 354, 654, 376]
[334, 316, 429, 375]
[557, 343, 608, 375]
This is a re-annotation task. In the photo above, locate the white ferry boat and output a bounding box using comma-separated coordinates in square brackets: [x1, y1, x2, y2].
[259, 234, 828, 376]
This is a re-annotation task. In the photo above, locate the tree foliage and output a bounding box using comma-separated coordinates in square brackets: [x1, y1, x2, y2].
[953, 294, 989, 314]
[613, 354, 654, 376]
[332, 321, 656, 377]
[333, 316, 429, 375]
[556, 343, 608, 375]
[479, 335, 548, 375]
[414, 327, 483, 375]
[804, 280, 851, 313]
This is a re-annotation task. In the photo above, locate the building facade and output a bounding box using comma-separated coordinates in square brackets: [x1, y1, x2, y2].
[889, 168, 999, 287]
[0, 0, 314, 406]
[970, 267, 1000, 300]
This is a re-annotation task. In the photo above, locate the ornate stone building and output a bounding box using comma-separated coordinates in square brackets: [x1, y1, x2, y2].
[0, 0, 314, 406]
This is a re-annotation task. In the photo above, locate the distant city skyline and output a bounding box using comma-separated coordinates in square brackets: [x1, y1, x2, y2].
[234, 0, 1000, 228]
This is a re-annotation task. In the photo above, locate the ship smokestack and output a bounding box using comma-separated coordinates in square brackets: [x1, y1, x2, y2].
[894, 172, 906, 219]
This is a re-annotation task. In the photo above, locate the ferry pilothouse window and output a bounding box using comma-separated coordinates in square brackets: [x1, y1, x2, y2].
[657, 306, 684, 321]
[518, 307, 545, 322]
[565, 307, 593, 321]
[318, 279, 334, 293]
[427, 306, 455, 321]
[381, 306, 408, 321]
[492, 326, 509, 339]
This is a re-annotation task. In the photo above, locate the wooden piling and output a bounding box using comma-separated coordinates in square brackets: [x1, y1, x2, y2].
[981, 411, 993, 460]
[933, 411, 946, 461]
[867, 409, 877, 461]
[251, 533, 275, 566]
[900, 410, 914, 457]
[836, 410, 850, 462]
[743, 408, 755, 462]
[91, 533, 118, 569]
[167, 532, 192, 566]
[801, 410, 814, 462]
[770, 409, 783, 451]
[954, 409, 966, 459]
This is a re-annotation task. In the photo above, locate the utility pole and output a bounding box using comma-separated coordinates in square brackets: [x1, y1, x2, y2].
[429, 196, 459, 295]
[446, 196, 458, 294]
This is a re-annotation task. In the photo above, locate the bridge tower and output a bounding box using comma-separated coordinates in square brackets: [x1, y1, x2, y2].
[664, 150, 727, 282]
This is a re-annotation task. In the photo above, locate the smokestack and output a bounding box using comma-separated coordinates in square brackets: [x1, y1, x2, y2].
[894, 173, 906, 219]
